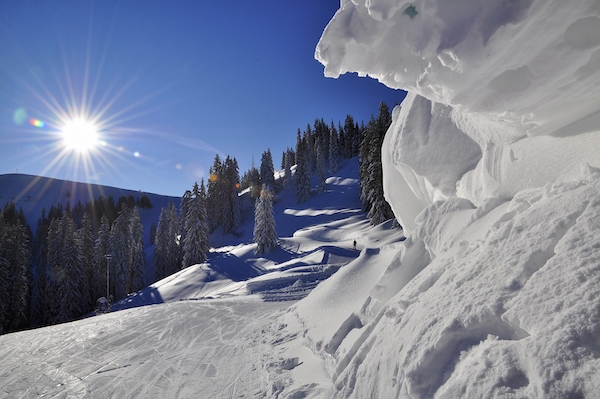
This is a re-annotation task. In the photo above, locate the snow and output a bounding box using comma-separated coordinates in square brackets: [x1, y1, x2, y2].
[317, 0, 600, 233]
[3, 1, 600, 397]
[310, 0, 600, 397]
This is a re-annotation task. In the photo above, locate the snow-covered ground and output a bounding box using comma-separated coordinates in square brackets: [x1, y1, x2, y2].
[0, 158, 406, 398]
[3, 1, 600, 397]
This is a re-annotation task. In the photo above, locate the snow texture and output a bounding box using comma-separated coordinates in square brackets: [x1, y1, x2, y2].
[3, 1, 600, 398]
[317, 0, 600, 233]
[311, 0, 600, 397]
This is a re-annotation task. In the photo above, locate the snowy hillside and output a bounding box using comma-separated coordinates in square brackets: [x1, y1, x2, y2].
[0, 158, 406, 398]
[311, 0, 600, 397]
[2, 1, 600, 398]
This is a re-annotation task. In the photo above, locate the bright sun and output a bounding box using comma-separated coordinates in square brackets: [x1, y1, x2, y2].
[61, 118, 98, 152]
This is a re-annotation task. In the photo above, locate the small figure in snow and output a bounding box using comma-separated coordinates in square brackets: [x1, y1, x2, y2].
[353, 240, 357, 251]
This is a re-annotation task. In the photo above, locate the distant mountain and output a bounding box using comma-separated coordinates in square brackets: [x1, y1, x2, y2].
[0, 173, 180, 237]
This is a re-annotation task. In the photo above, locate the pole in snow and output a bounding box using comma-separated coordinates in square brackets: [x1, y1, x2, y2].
[105, 254, 112, 300]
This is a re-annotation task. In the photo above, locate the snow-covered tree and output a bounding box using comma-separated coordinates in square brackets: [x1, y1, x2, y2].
[329, 121, 339, 173]
[284, 150, 292, 188]
[182, 182, 210, 268]
[129, 207, 145, 293]
[149, 222, 157, 246]
[48, 213, 85, 324]
[207, 154, 224, 232]
[79, 213, 94, 311]
[110, 205, 131, 301]
[0, 214, 29, 333]
[253, 184, 277, 255]
[222, 156, 241, 234]
[154, 201, 180, 281]
[316, 140, 327, 193]
[92, 214, 111, 301]
[295, 137, 311, 204]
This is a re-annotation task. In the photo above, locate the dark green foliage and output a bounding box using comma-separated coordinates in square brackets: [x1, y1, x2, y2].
[359, 102, 395, 225]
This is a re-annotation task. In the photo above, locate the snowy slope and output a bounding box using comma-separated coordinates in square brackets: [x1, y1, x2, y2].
[0, 157, 406, 398]
[311, 0, 600, 397]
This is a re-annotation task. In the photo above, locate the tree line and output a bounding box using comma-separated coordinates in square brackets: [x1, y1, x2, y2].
[0, 101, 396, 334]
[0, 193, 152, 334]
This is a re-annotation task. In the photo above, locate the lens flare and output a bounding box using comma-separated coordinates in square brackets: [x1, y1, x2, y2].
[29, 119, 45, 128]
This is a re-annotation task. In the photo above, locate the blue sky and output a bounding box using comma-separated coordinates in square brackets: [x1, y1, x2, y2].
[0, 1, 406, 197]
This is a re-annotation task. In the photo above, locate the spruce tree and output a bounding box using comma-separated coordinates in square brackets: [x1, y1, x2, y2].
[0, 215, 29, 332]
[153, 201, 180, 281]
[260, 149, 275, 188]
[284, 150, 292, 188]
[207, 154, 224, 232]
[0, 217, 7, 332]
[358, 102, 394, 225]
[153, 207, 170, 282]
[149, 222, 157, 246]
[110, 205, 130, 301]
[92, 214, 111, 301]
[52, 213, 85, 324]
[129, 207, 145, 293]
[295, 136, 311, 204]
[222, 156, 241, 234]
[182, 182, 209, 268]
[253, 184, 277, 255]
[329, 121, 339, 173]
[316, 140, 327, 193]
[79, 213, 94, 311]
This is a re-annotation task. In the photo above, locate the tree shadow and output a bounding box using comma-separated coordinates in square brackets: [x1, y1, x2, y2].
[110, 286, 164, 311]
[207, 251, 264, 282]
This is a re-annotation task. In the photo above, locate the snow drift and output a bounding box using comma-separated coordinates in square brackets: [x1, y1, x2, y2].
[312, 0, 600, 397]
[317, 0, 600, 230]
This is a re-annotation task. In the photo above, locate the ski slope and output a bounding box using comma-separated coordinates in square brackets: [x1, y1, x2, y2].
[0, 158, 405, 398]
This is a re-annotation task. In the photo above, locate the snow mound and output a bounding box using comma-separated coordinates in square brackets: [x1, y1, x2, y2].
[317, 0, 600, 232]
[311, 1, 600, 397]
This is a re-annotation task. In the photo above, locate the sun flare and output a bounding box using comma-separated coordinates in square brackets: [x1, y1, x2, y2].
[61, 118, 98, 152]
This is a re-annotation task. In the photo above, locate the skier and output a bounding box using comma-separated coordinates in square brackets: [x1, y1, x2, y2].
[353, 239, 357, 251]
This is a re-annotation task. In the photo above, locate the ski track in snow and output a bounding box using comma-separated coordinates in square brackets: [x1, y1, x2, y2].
[0, 300, 291, 398]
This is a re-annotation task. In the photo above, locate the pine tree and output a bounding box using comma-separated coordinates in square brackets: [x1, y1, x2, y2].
[295, 136, 311, 204]
[305, 124, 315, 172]
[359, 116, 376, 211]
[153, 207, 170, 282]
[316, 139, 327, 193]
[253, 184, 277, 255]
[92, 214, 111, 301]
[0, 217, 7, 332]
[79, 213, 94, 311]
[179, 190, 192, 248]
[0, 215, 29, 332]
[207, 154, 224, 232]
[260, 149, 275, 189]
[110, 205, 131, 301]
[149, 222, 157, 246]
[284, 150, 292, 188]
[344, 115, 355, 158]
[329, 121, 339, 173]
[129, 207, 145, 293]
[182, 182, 209, 268]
[359, 102, 394, 225]
[222, 156, 241, 234]
[51, 213, 85, 324]
[153, 201, 180, 281]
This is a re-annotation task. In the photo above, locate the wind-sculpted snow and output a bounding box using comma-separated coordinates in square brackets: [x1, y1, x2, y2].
[295, 167, 600, 398]
[313, 1, 600, 397]
[317, 0, 600, 232]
